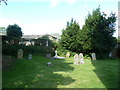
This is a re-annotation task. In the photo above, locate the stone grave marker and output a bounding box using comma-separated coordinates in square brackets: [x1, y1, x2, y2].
[79, 53, 84, 64]
[53, 50, 65, 59]
[46, 53, 51, 58]
[28, 54, 32, 60]
[74, 54, 79, 65]
[109, 52, 112, 58]
[17, 49, 23, 59]
[47, 62, 52, 66]
[66, 52, 70, 58]
[91, 53, 96, 60]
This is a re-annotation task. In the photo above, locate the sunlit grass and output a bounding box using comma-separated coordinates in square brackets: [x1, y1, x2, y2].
[2, 54, 119, 88]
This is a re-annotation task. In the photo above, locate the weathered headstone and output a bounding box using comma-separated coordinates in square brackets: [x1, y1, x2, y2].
[46, 53, 51, 58]
[47, 62, 52, 66]
[28, 54, 32, 60]
[17, 49, 23, 59]
[54, 50, 58, 58]
[109, 52, 112, 58]
[74, 54, 79, 65]
[79, 53, 84, 64]
[66, 52, 70, 58]
[91, 53, 96, 60]
[53, 50, 65, 59]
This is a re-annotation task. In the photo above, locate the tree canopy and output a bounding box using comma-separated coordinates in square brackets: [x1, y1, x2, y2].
[84, 7, 117, 59]
[0, 0, 7, 5]
[60, 18, 81, 53]
[60, 7, 117, 59]
[6, 24, 23, 44]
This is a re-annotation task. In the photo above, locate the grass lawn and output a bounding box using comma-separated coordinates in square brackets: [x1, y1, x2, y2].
[2, 54, 119, 88]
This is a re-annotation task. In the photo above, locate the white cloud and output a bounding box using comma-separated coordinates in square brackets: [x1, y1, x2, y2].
[50, 0, 78, 7]
[50, 0, 61, 7]
[8, 0, 119, 3]
[23, 21, 66, 35]
[0, 17, 66, 35]
[9, 0, 49, 2]
[81, 0, 119, 2]
[66, 0, 77, 4]
[0, 17, 23, 27]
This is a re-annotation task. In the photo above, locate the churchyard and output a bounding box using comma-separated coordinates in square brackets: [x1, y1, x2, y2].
[3, 53, 119, 88]
[1, 6, 120, 89]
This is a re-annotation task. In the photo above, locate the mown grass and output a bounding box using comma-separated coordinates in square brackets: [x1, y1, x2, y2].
[2, 54, 119, 88]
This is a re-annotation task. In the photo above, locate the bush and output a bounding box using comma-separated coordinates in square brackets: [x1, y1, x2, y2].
[2, 43, 52, 57]
[116, 45, 120, 59]
[84, 54, 91, 60]
[2, 55, 16, 69]
[2, 44, 19, 57]
[57, 47, 77, 57]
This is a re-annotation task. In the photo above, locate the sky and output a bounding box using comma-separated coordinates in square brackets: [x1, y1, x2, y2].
[0, 0, 119, 37]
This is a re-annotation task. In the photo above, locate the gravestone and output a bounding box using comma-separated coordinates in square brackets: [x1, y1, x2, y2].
[66, 52, 70, 58]
[109, 52, 112, 58]
[17, 49, 23, 59]
[53, 50, 65, 59]
[47, 62, 52, 66]
[28, 54, 32, 60]
[54, 50, 58, 58]
[74, 54, 79, 65]
[46, 53, 51, 58]
[91, 53, 96, 60]
[79, 53, 84, 64]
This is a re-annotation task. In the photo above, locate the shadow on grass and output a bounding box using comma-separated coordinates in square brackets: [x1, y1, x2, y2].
[91, 60, 118, 88]
[2, 54, 75, 88]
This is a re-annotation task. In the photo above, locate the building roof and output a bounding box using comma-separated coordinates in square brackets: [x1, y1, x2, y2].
[22, 35, 41, 40]
[22, 34, 61, 40]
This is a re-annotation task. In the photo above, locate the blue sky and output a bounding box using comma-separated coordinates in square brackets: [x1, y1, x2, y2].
[0, 0, 119, 37]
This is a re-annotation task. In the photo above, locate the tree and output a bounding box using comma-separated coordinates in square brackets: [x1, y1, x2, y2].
[6, 24, 23, 44]
[83, 7, 117, 59]
[76, 25, 92, 54]
[60, 18, 81, 53]
[0, 0, 7, 5]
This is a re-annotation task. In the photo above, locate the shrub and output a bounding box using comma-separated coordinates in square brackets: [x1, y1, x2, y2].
[2, 43, 52, 57]
[84, 54, 91, 60]
[116, 45, 120, 59]
[57, 47, 77, 57]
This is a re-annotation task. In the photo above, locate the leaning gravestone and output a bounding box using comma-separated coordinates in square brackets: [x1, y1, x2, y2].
[79, 53, 84, 64]
[91, 53, 96, 60]
[74, 54, 79, 65]
[66, 52, 70, 58]
[17, 49, 23, 59]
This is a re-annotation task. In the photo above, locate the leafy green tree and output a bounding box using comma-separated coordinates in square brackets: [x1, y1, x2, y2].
[83, 7, 117, 59]
[0, 0, 7, 5]
[76, 26, 92, 54]
[60, 7, 117, 59]
[117, 38, 120, 44]
[6, 24, 23, 44]
[60, 18, 81, 53]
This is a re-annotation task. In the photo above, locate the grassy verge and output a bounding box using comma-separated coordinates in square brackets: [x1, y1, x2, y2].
[2, 54, 119, 88]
